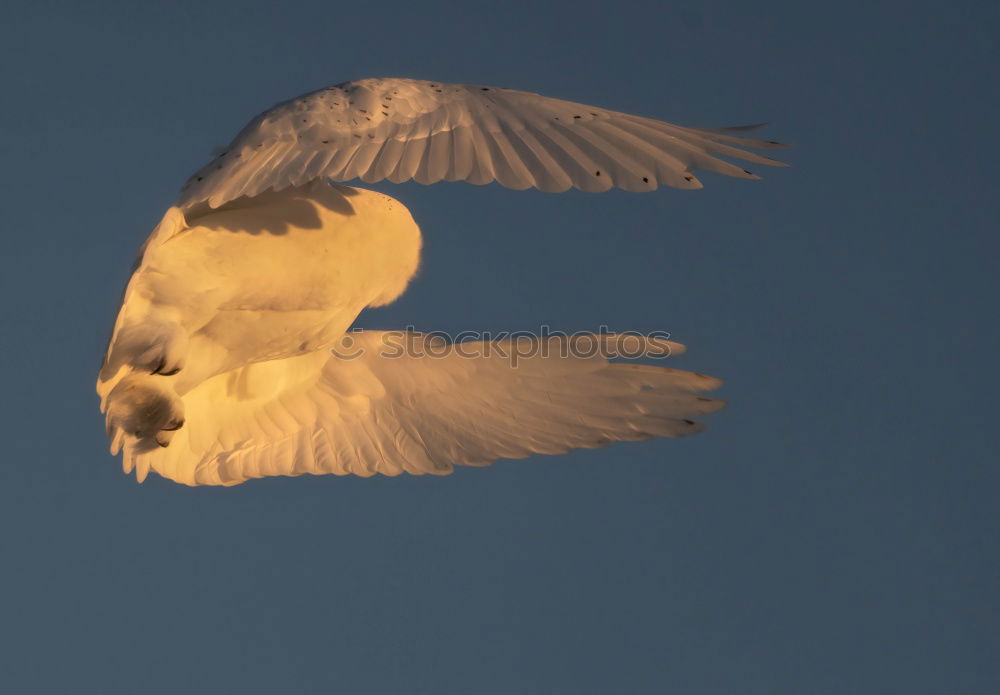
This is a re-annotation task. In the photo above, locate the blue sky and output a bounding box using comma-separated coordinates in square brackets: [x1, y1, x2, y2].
[1, 1, 997, 693]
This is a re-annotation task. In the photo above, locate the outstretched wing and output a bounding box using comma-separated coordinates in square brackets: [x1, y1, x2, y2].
[133, 333, 725, 486]
[178, 77, 787, 209]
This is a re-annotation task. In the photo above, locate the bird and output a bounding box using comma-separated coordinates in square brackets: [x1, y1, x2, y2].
[97, 77, 787, 486]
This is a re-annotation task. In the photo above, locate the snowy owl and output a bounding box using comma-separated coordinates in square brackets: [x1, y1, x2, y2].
[97, 78, 786, 485]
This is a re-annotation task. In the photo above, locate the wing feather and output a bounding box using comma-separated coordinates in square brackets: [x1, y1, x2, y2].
[133, 333, 724, 486]
[449, 125, 476, 181]
[504, 126, 574, 192]
[178, 78, 786, 209]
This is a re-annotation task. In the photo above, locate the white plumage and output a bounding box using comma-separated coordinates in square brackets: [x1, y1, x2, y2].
[179, 78, 786, 209]
[99, 78, 784, 485]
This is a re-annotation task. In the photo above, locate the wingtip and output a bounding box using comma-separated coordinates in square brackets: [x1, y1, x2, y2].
[694, 373, 724, 391]
[658, 339, 686, 356]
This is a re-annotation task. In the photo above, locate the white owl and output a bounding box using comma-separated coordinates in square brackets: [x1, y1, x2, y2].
[97, 78, 787, 485]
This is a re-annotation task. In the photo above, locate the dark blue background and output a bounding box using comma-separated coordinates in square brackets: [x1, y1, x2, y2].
[2, 1, 996, 692]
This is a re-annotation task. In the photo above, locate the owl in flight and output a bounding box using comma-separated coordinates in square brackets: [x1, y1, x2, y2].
[97, 78, 786, 485]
